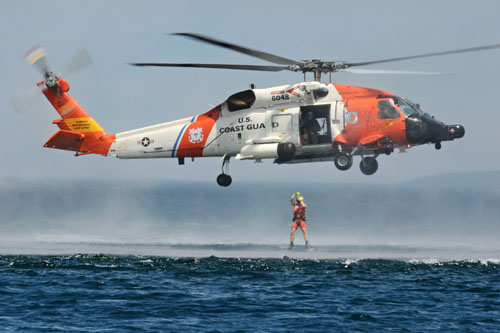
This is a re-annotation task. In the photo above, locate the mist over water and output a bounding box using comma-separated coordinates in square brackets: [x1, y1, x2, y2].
[1, 171, 499, 259]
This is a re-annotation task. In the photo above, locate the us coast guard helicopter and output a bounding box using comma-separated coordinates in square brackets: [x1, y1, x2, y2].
[16, 34, 500, 186]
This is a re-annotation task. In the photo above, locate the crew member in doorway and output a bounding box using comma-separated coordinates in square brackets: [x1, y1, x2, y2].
[301, 111, 321, 144]
[289, 192, 311, 249]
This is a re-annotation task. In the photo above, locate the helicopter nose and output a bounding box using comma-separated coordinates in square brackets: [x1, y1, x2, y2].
[406, 116, 465, 145]
[446, 124, 465, 139]
[432, 124, 464, 149]
[438, 124, 465, 142]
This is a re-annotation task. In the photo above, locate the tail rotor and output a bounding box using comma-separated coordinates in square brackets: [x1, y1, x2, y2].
[11, 44, 93, 113]
[24, 43, 51, 78]
[11, 85, 46, 114]
[59, 48, 92, 78]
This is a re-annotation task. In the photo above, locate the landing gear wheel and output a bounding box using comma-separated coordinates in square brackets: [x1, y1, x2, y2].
[334, 152, 353, 171]
[216, 174, 232, 187]
[360, 157, 378, 175]
[435, 142, 442, 150]
[217, 154, 232, 187]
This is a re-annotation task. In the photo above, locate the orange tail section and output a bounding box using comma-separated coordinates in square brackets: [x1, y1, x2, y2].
[41, 77, 115, 156]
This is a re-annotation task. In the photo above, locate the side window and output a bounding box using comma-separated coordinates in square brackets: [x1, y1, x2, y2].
[378, 100, 400, 119]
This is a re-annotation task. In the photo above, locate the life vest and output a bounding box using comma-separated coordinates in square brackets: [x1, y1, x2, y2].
[293, 204, 306, 222]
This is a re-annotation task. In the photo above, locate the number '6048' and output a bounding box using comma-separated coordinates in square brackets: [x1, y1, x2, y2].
[271, 94, 289, 102]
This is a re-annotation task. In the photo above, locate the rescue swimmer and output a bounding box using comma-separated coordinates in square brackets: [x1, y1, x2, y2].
[289, 192, 312, 250]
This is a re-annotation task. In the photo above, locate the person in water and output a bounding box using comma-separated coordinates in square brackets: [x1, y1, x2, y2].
[289, 192, 311, 249]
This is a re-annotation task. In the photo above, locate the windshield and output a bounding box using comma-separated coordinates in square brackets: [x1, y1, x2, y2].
[394, 96, 420, 116]
[378, 95, 420, 116]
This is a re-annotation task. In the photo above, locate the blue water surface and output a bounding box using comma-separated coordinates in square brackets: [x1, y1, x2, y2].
[1, 253, 500, 332]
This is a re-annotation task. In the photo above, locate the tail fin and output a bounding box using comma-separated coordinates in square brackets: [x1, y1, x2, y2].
[41, 77, 115, 156]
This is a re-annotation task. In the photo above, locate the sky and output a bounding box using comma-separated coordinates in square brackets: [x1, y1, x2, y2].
[2, 0, 500, 185]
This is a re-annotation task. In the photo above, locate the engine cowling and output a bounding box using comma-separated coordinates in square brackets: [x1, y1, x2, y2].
[226, 83, 326, 112]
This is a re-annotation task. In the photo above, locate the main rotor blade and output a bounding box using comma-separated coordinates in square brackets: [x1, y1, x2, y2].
[346, 43, 500, 67]
[172, 32, 302, 65]
[59, 48, 93, 77]
[340, 68, 447, 75]
[130, 62, 289, 71]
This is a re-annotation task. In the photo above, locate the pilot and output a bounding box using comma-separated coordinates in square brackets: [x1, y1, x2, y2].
[301, 111, 321, 144]
[289, 192, 311, 250]
[378, 101, 398, 119]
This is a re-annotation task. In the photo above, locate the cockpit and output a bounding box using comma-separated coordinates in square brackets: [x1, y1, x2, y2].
[376, 94, 464, 146]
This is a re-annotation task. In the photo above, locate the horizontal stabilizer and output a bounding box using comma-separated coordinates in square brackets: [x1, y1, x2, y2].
[44, 130, 85, 151]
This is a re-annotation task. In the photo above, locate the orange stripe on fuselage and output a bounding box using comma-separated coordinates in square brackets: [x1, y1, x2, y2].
[176, 105, 221, 157]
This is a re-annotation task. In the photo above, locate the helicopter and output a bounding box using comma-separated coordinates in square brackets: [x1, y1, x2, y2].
[16, 34, 500, 186]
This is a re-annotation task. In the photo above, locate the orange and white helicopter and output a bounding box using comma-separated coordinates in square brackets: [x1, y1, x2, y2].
[17, 34, 500, 186]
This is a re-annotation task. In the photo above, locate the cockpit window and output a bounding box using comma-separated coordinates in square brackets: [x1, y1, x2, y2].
[378, 100, 400, 119]
[227, 90, 256, 112]
[377, 94, 420, 116]
[395, 97, 419, 116]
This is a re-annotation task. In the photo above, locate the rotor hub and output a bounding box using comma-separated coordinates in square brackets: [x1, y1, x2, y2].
[45, 72, 59, 88]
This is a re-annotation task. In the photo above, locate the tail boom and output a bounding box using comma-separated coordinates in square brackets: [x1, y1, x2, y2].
[41, 77, 115, 156]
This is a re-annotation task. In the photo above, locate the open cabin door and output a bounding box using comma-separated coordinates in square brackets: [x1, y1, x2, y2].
[299, 104, 332, 145]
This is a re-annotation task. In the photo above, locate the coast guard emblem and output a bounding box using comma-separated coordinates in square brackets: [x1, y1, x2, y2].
[345, 111, 359, 125]
[188, 127, 204, 143]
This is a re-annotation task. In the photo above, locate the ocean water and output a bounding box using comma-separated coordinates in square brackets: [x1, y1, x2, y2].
[1, 177, 500, 331]
[1, 248, 500, 332]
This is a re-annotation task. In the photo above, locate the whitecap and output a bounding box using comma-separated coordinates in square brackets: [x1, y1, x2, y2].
[479, 258, 500, 266]
[408, 258, 442, 265]
[342, 259, 359, 267]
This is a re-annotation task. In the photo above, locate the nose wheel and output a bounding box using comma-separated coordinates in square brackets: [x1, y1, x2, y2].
[334, 152, 353, 171]
[217, 154, 232, 187]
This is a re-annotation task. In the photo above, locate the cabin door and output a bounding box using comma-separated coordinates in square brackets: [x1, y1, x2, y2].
[271, 114, 293, 141]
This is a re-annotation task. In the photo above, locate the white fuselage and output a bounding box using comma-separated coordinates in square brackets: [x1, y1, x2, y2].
[108, 82, 346, 161]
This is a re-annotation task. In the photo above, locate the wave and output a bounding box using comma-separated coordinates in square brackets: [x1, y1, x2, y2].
[2, 253, 500, 270]
[1, 240, 500, 261]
